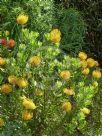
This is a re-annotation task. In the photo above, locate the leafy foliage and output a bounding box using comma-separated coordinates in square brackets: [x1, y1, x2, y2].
[55, 7, 86, 55]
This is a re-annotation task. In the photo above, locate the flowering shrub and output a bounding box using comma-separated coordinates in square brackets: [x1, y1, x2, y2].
[0, 25, 101, 136]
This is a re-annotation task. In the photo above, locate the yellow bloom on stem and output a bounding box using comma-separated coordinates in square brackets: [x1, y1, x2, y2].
[4, 31, 9, 36]
[62, 101, 72, 112]
[0, 84, 13, 94]
[17, 14, 28, 25]
[82, 68, 90, 75]
[92, 70, 101, 78]
[60, 71, 71, 80]
[63, 88, 75, 96]
[35, 90, 44, 96]
[94, 61, 99, 67]
[80, 108, 90, 115]
[22, 111, 33, 121]
[8, 75, 18, 84]
[0, 57, 6, 66]
[16, 78, 28, 88]
[22, 97, 36, 110]
[0, 118, 4, 127]
[80, 60, 87, 68]
[78, 52, 87, 60]
[87, 58, 95, 67]
[93, 81, 98, 88]
[29, 56, 41, 66]
[50, 29, 61, 43]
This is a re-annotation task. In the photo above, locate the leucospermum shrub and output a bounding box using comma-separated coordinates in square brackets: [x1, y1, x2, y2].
[0, 24, 101, 135]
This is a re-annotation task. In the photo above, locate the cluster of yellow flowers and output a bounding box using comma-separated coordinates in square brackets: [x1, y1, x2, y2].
[59, 70, 73, 112]
[21, 96, 36, 121]
[0, 76, 28, 94]
[79, 52, 101, 79]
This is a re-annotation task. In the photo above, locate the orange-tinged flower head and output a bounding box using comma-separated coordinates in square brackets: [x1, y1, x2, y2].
[8, 75, 18, 84]
[0, 118, 4, 127]
[92, 70, 101, 78]
[22, 97, 36, 110]
[62, 101, 72, 112]
[29, 56, 41, 66]
[0, 84, 13, 94]
[0, 57, 6, 66]
[63, 88, 75, 96]
[60, 70, 71, 80]
[17, 14, 28, 25]
[7, 39, 15, 48]
[80, 108, 90, 115]
[82, 68, 90, 75]
[78, 52, 87, 60]
[50, 29, 61, 43]
[22, 111, 33, 121]
[87, 58, 95, 67]
[16, 78, 28, 88]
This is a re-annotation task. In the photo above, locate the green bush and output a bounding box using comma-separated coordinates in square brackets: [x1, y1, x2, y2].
[69, 0, 102, 64]
[55, 8, 86, 56]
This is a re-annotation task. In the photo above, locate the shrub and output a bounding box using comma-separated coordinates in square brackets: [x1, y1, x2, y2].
[55, 8, 86, 56]
[0, 25, 101, 135]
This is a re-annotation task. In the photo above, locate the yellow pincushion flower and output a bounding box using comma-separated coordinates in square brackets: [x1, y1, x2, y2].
[94, 61, 99, 67]
[80, 108, 90, 115]
[8, 75, 18, 84]
[80, 60, 87, 68]
[1, 84, 13, 94]
[22, 97, 36, 110]
[62, 101, 72, 112]
[22, 111, 33, 121]
[4, 31, 9, 36]
[0, 118, 4, 127]
[87, 58, 95, 67]
[82, 68, 90, 75]
[0, 57, 6, 66]
[60, 71, 71, 80]
[78, 52, 87, 60]
[29, 56, 41, 66]
[92, 70, 101, 78]
[16, 78, 28, 88]
[50, 29, 61, 43]
[63, 88, 75, 96]
[17, 14, 28, 25]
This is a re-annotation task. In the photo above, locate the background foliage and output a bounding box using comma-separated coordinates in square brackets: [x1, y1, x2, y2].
[0, 0, 55, 36]
[55, 7, 86, 55]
